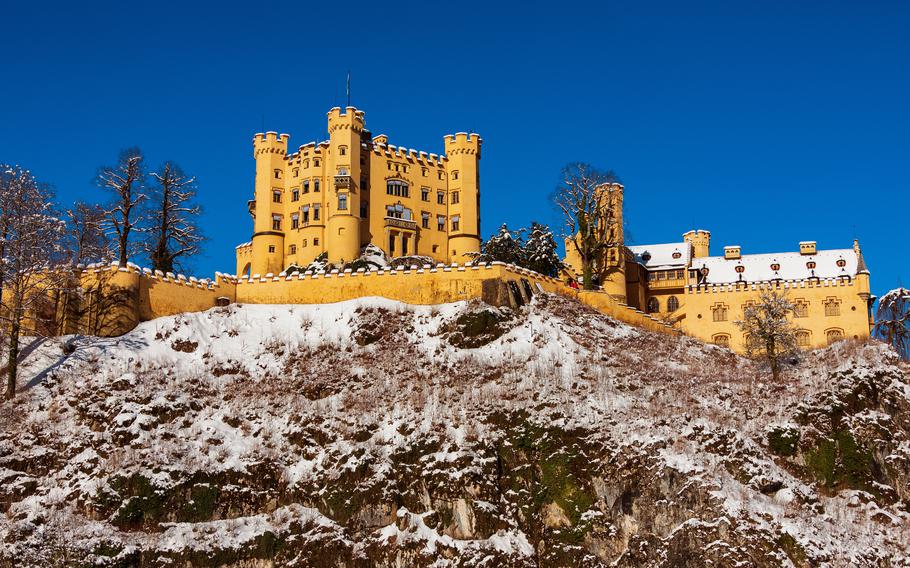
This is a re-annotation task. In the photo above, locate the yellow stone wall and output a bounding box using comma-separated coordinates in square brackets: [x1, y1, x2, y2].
[239, 107, 482, 277]
[676, 275, 872, 352]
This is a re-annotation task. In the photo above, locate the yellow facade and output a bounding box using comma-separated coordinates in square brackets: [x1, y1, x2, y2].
[236, 107, 481, 277]
[563, 184, 875, 352]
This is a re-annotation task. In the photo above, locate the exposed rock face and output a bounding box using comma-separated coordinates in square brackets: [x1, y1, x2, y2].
[0, 294, 907, 566]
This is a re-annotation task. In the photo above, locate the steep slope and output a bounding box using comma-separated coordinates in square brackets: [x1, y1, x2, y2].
[0, 294, 907, 567]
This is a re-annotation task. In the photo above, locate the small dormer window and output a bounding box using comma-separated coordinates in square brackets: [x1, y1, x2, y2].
[641, 251, 651, 262]
[836, 258, 847, 268]
[770, 263, 780, 271]
[806, 261, 817, 269]
[735, 264, 745, 273]
[672, 251, 682, 259]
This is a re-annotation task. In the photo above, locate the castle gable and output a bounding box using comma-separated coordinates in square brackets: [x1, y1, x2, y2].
[693, 248, 858, 284]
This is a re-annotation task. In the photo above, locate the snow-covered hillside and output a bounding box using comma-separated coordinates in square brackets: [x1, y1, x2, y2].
[1, 294, 908, 566]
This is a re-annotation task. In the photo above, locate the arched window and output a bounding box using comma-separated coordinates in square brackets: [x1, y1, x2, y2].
[338, 194, 348, 210]
[712, 303, 728, 322]
[712, 334, 730, 348]
[794, 300, 809, 318]
[647, 297, 660, 313]
[796, 330, 811, 348]
[387, 180, 409, 197]
[824, 298, 841, 317]
[667, 296, 679, 312]
[826, 328, 844, 345]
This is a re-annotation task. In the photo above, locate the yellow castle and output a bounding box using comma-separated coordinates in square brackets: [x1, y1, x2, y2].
[236, 107, 481, 277]
[564, 183, 874, 352]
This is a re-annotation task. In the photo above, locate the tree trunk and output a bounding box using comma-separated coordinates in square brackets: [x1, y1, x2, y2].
[118, 228, 129, 268]
[582, 261, 595, 291]
[6, 318, 19, 400]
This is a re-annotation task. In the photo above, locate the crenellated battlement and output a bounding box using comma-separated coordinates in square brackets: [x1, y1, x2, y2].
[444, 132, 482, 156]
[328, 106, 366, 133]
[253, 131, 290, 157]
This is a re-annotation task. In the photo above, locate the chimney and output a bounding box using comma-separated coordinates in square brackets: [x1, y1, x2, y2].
[799, 241, 817, 255]
[724, 245, 741, 260]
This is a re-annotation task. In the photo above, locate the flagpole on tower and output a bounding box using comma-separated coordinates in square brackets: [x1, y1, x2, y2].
[346, 71, 351, 108]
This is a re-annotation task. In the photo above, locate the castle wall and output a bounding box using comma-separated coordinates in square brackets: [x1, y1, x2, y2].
[680, 277, 872, 351]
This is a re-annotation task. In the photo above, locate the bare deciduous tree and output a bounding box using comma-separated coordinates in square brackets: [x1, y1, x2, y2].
[96, 148, 146, 268]
[552, 163, 622, 290]
[0, 165, 65, 399]
[735, 289, 798, 380]
[875, 288, 910, 360]
[66, 201, 111, 266]
[145, 162, 204, 273]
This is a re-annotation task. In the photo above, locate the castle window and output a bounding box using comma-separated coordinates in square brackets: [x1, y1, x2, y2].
[824, 298, 841, 317]
[314, 180, 320, 192]
[272, 190, 282, 203]
[268, 245, 276, 253]
[451, 191, 460, 204]
[667, 296, 679, 312]
[272, 215, 281, 231]
[451, 215, 460, 231]
[389, 233, 396, 254]
[291, 213, 299, 229]
[794, 300, 809, 318]
[302, 206, 309, 224]
[432, 245, 438, 253]
[289, 244, 297, 255]
[826, 328, 844, 345]
[303, 160, 309, 168]
[745, 334, 761, 352]
[313, 205, 320, 221]
[796, 330, 811, 348]
[712, 334, 730, 348]
[422, 168, 428, 177]
[712, 303, 728, 322]
[421, 212, 430, 229]
[273, 169, 282, 179]
[314, 159, 320, 167]
[437, 215, 445, 231]
[438, 171, 444, 180]
[339, 146, 347, 156]
[338, 167, 349, 176]
[292, 189, 299, 202]
[303, 180, 310, 193]
[338, 194, 348, 210]
[452, 170, 459, 180]
[421, 188, 430, 201]
[360, 202, 368, 218]
[437, 191, 445, 205]
[387, 180, 409, 197]
[293, 168, 299, 178]
[314, 238, 319, 246]
[360, 177, 367, 190]
[647, 297, 660, 313]
[302, 239, 308, 247]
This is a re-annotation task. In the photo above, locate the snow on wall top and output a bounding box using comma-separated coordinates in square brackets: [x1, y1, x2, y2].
[693, 248, 859, 284]
[628, 242, 690, 269]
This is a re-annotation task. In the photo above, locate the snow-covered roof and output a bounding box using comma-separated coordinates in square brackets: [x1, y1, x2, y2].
[693, 249, 859, 284]
[628, 242, 690, 269]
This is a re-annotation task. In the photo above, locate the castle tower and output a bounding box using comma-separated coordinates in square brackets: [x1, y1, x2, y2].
[683, 229, 711, 258]
[250, 131, 289, 276]
[443, 132, 482, 263]
[325, 107, 365, 264]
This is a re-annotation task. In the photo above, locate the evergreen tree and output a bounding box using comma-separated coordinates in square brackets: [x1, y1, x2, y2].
[523, 222, 562, 277]
[479, 224, 525, 265]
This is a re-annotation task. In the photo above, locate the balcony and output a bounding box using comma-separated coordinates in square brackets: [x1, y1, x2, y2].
[384, 216, 417, 231]
[334, 174, 352, 189]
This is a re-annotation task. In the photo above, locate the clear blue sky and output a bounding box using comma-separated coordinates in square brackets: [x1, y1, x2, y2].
[2, 1, 907, 298]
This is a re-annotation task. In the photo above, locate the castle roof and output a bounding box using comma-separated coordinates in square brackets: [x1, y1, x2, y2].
[693, 248, 859, 284]
[628, 242, 690, 270]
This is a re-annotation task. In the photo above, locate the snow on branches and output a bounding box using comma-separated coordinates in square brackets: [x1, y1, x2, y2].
[735, 289, 798, 380]
[875, 288, 910, 360]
